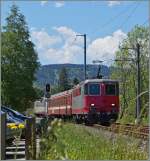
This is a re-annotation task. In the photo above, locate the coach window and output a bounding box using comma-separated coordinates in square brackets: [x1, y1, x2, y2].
[89, 84, 100, 95]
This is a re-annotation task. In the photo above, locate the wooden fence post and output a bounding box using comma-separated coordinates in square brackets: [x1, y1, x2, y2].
[1, 113, 6, 160]
[25, 117, 36, 160]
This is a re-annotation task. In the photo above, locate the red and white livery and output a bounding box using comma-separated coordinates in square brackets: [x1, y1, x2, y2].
[47, 79, 119, 124]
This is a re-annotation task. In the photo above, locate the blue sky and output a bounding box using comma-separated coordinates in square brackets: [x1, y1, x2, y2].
[1, 0, 149, 66]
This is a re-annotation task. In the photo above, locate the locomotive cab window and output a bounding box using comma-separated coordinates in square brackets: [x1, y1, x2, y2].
[84, 83, 100, 95]
[89, 84, 100, 95]
[105, 83, 119, 95]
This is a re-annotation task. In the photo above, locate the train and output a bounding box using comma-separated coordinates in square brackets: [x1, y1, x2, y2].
[34, 79, 120, 125]
[34, 99, 47, 116]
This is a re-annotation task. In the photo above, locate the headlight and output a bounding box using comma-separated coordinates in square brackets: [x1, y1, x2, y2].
[91, 103, 95, 107]
[111, 103, 115, 106]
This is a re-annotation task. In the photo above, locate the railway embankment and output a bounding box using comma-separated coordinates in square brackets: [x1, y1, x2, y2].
[38, 119, 149, 160]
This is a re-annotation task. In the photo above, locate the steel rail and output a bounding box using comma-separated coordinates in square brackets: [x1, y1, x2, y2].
[93, 123, 149, 140]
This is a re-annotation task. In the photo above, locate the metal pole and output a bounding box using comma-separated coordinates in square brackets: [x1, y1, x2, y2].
[115, 44, 141, 123]
[1, 113, 6, 160]
[84, 34, 87, 80]
[136, 43, 141, 121]
[46, 98, 48, 116]
[76, 34, 87, 80]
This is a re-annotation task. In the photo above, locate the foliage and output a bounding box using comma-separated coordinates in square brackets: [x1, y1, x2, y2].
[111, 25, 149, 123]
[73, 77, 79, 85]
[34, 87, 44, 99]
[1, 4, 40, 111]
[39, 122, 148, 160]
[58, 67, 71, 92]
[51, 85, 61, 95]
[39, 119, 67, 160]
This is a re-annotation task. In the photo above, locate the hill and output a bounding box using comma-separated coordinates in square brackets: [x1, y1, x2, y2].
[35, 64, 111, 88]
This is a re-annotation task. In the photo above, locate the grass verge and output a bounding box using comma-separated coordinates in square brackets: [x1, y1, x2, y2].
[39, 119, 148, 160]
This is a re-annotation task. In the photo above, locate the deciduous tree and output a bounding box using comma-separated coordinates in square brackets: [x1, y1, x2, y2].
[111, 25, 149, 122]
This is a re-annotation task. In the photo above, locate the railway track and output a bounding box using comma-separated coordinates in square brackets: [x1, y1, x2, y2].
[93, 123, 149, 140]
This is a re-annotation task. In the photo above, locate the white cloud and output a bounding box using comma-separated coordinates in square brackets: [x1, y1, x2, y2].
[53, 26, 83, 45]
[55, 1, 65, 8]
[108, 1, 121, 7]
[54, 26, 76, 38]
[87, 29, 127, 65]
[40, 1, 48, 6]
[31, 26, 83, 64]
[31, 28, 62, 50]
[46, 26, 83, 64]
[44, 45, 82, 64]
[31, 26, 126, 66]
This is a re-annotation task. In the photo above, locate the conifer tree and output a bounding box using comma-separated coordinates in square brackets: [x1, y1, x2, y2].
[2, 4, 40, 111]
[73, 78, 79, 85]
[58, 67, 70, 92]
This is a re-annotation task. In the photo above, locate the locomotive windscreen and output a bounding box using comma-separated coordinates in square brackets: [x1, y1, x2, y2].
[84, 83, 100, 95]
[105, 83, 119, 96]
[89, 84, 100, 95]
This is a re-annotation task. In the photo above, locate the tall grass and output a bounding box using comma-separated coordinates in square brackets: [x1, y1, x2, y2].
[39, 119, 148, 160]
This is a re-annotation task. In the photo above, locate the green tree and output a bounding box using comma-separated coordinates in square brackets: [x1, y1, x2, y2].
[58, 67, 70, 92]
[111, 25, 149, 123]
[51, 85, 60, 95]
[2, 4, 40, 111]
[34, 87, 44, 99]
[73, 77, 79, 85]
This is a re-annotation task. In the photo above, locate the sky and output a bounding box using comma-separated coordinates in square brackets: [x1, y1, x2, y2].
[1, 0, 149, 66]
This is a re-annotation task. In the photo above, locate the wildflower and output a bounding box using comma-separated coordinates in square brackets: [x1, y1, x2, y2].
[51, 118, 58, 126]
[57, 119, 62, 127]
[11, 125, 18, 129]
[7, 123, 16, 128]
[18, 123, 25, 129]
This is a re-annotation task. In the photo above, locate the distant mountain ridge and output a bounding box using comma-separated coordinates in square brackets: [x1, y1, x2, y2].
[35, 64, 111, 88]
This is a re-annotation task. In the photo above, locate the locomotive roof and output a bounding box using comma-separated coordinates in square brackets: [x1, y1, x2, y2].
[51, 79, 119, 98]
[79, 79, 119, 85]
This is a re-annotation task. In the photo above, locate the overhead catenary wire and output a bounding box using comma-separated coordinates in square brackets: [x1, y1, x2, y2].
[91, 2, 139, 37]
[69, 36, 77, 46]
[61, 35, 78, 53]
[117, 2, 140, 30]
[52, 2, 144, 66]
[141, 18, 149, 26]
[88, 2, 141, 64]
[50, 2, 146, 66]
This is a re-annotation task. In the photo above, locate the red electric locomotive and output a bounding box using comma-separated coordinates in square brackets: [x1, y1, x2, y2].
[48, 79, 119, 124]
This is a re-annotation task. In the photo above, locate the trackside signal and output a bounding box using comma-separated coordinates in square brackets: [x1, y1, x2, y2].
[46, 83, 50, 92]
